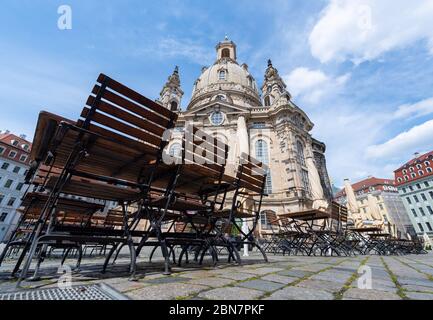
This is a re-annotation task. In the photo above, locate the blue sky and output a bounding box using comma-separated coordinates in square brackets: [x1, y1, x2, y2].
[1, 0, 433, 186]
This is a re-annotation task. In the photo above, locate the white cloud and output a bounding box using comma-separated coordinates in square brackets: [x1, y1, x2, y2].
[394, 97, 433, 119]
[132, 37, 213, 65]
[309, 0, 433, 63]
[283, 67, 350, 104]
[366, 119, 433, 159]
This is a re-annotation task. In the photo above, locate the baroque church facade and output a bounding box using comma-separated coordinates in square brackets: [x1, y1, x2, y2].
[158, 38, 334, 233]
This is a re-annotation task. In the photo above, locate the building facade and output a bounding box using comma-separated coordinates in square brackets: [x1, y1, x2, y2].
[394, 151, 433, 240]
[335, 177, 413, 238]
[157, 38, 334, 234]
[0, 131, 32, 242]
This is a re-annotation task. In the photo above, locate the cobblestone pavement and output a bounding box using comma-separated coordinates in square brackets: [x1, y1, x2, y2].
[1, 251, 432, 300]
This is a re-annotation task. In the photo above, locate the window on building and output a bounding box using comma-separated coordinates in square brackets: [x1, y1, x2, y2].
[416, 183, 422, 189]
[419, 207, 426, 216]
[219, 70, 226, 80]
[210, 111, 224, 126]
[11, 140, 19, 147]
[414, 195, 420, 203]
[22, 144, 30, 151]
[301, 169, 310, 195]
[402, 188, 407, 193]
[16, 182, 24, 191]
[296, 141, 306, 167]
[425, 161, 430, 166]
[411, 173, 417, 178]
[7, 197, 16, 207]
[409, 186, 414, 191]
[379, 204, 384, 210]
[221, 48, 230, 58]
[0, 212, 8, 222]
[8, 151, 17, 159]
[1, 162, 10, 170]
[404, 176, 409, 181]
[418, 223, 425, 232]
[13, 166, 20, 174]
[411, 209, 418, 218]
[170, 101, 178, 111]
[252, 122, 266, 129]
[19, 155, 28, 162]
[430, 191, 433, 200]
[255, 140, 272, 194]
[427, 167, 433, 173]
[0, 146, 5, 155]
[427, 206, 433, 215]
[409, 167, 414, 172]
[397, 178, 403, 183]
[264, 96, 271, 107]
[4, 179, 13, 188]
[426, 222, 433, 232]
[419, 170, 424, 176]
[260, 211, 275, 230]
[421, 193, 427, 201]
[425, 181, 430, 187]
[363, 208, 367, 214]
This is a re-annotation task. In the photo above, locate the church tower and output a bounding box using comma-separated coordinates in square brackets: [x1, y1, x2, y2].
[159, 66, 184, 112]
[261, 59, 291, 107]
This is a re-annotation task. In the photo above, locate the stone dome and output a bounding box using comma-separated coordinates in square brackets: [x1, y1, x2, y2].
[189, 39, 261, 108]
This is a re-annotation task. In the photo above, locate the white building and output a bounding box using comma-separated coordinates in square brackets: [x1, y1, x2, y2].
[0, 131, 32, 242]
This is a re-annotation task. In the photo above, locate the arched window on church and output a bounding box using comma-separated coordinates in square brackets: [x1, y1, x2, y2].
[296, 141, 306, 167]
[169, 143, 181, 158]
[255, 140, 272, 194]
[264, 96, 271, 107]
[219, 70, 226, 80]
[222, 48, 230, 59]
[170, 101, 178, 111]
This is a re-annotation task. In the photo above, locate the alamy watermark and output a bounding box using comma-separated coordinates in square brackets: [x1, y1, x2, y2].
[57, 5, 72, 30]
[357, 265, 372, 290]
[57, 264, 72, 290]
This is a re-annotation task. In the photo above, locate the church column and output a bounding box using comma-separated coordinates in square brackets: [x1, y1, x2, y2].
[237, 115, 250, 156]
[236, 115, 251, 257]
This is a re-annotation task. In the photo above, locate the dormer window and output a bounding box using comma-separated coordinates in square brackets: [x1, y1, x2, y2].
[11, 140, 19, 147]
[219, 70, 226, 80]
[22, 144, 29, 151]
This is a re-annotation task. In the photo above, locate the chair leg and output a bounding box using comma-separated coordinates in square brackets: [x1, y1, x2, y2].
[75, 246, 83, 271]
[102, 244, 118, 274]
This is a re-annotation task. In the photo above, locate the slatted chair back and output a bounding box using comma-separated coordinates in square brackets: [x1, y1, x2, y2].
[236, 153, 268, 195]
[45, 73, 180, 183]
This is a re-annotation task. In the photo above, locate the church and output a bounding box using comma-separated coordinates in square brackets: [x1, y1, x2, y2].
[157, 38, 334, 234]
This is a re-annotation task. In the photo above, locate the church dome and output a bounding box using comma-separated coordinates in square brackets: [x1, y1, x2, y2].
[189, 38, 261, 108]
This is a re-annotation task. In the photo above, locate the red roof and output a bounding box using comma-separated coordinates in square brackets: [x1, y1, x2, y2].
[0, 132, 32, 165]
[394, 150, 433, 186]
[335, 177, 396, 198]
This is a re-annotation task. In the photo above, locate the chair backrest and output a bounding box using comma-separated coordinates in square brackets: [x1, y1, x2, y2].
[236, 153, 268, 194]
[78, 74, 178, 157]
[182, 125, 229, 180]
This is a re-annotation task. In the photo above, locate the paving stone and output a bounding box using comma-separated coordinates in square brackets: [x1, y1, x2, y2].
[127, 283, 207, 300]
[199, 287, 263, 300]
[277, 269, 312, 278]
[176, 271, 217, 279]
[214, 271, 255, 281]
[343, 288, 401, 300]
[266, 286, 334, 300]
[144, 276, 191, 285]
[238, 279, 285, 292]
[311, 272, 352, 284]
[397, 277, 433, 288]
[401, 284, 433, 293]
[241, 267, 284, 275]
[296, 279, 343, 293]
[406, 292, 433, 300]
[261, 274, 298, 285]
[103, 281, 147, 293]
[188, 277, 236, 288]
